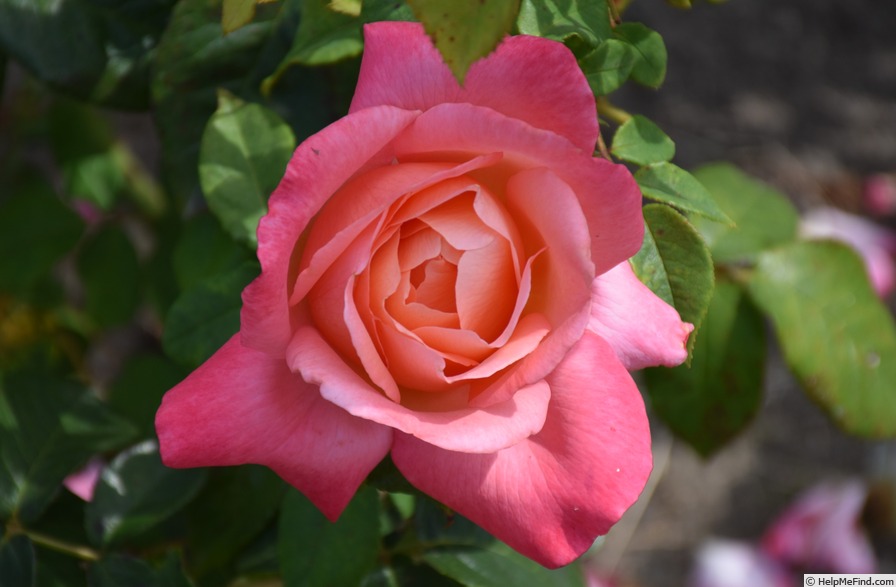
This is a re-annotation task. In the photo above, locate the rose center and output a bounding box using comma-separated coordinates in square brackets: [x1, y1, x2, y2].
[407, 255, 458, 314]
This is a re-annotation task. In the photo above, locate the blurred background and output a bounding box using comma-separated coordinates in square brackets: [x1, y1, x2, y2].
[592, 0, 896, 584]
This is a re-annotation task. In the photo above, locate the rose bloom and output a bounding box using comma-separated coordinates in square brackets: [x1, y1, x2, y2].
[156, 22, 691, 567]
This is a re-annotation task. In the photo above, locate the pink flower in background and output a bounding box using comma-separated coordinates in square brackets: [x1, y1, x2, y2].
[864, 174, 896, 217]
[800, 206, 896, 297]
[761, 480, 876, 574]
[156, 22, 691, 567]
[63, 457, 103, 502]
[689, 540, 791, 587]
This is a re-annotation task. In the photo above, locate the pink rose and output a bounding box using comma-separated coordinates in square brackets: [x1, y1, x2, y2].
[156, 22, 691, 567]
[761, 480, 877, 574]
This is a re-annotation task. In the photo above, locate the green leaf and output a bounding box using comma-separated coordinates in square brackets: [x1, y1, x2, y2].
[0, 171, 83, 296]
[162, 261, 259, 368]
[630, 204, 714, 356]
[199, 90, 295, 246]
[107, 353, 187, 438]
[85, 440, 207, 548]
[646, 279, 765, 456]
[517, 0, 611, 55]
[613, 22, 666, 88]
[748, 241, 896, 437]
[151, 0, 279, 201]
[578, 38, 636, 96]
[424, 542, 585, 587]
[611, 115, 675, 165]
[279, 486, 380, 587]
[223, 0, 257, 33]
[186, 466, 285, 581]
[635, 162, 733, 224]
[0, 535, 35, 587]
[690, 163, 799, 263]
[77, 226, 141, 328]
[172, 213, 253, 293]
[0, 0, 175, 108]
[409, 0, 520, 83]
[0, 372, 137, 523]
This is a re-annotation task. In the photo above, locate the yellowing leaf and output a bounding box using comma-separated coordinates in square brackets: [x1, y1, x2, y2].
[407, 0, 520, 84]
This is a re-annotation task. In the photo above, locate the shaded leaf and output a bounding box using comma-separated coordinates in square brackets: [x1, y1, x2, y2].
[151, 0, 279, 201]
[630, 204, 714, 356]
[76, 226, 141, 328]
[261, 0, 414, 95]
[186, 466, 285, 581]
[262, 0, 363, 93]
[162, 261, 259, 368]
[88, 552, 194, 587]
[424, 542, 585, 587]
[409, 0, 520, 83]
[199, 90, 295, 246]
[85, 440, 207, 548]
[646, 279, 765, 456]
[0, 534, 35, 587]
[172, 213, 253, 293]
[279, 486, 380, 587]
[0, 0, 175, 108]
[635, 162, 733, 224]
[691, 163, 799, 263]
[107, 353, 187, 438]
[0, 372, 137, 523]
[0, 171, 83, 296]
[579, 38, 636, 96]
[49, 99, 123, 210]
[748, 241, 896, 437]
[613, 22, 666, 88]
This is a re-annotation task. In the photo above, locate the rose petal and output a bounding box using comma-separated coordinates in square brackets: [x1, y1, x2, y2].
[352, 22, 598, 152]
[286, 326, 551, 453]
[241, 106, 419, 357]
[392, 331, 653, 568]
[392, 103, 643, 275]
[588, 262, 692, 370]
[155, 335, 391, 520]
[505, 168, 594, 324]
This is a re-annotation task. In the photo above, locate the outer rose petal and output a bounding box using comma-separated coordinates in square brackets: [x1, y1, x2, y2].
[155, 335, 391, 520]
[287, 325, 551, 454]
[351, 22, 598, 152]
[589, 262, 693, 370]
[241, 106, 419, 357]
[392, 331, 652, 568]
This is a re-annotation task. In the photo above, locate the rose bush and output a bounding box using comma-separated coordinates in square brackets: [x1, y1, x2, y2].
[156, 21, 692, 567]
